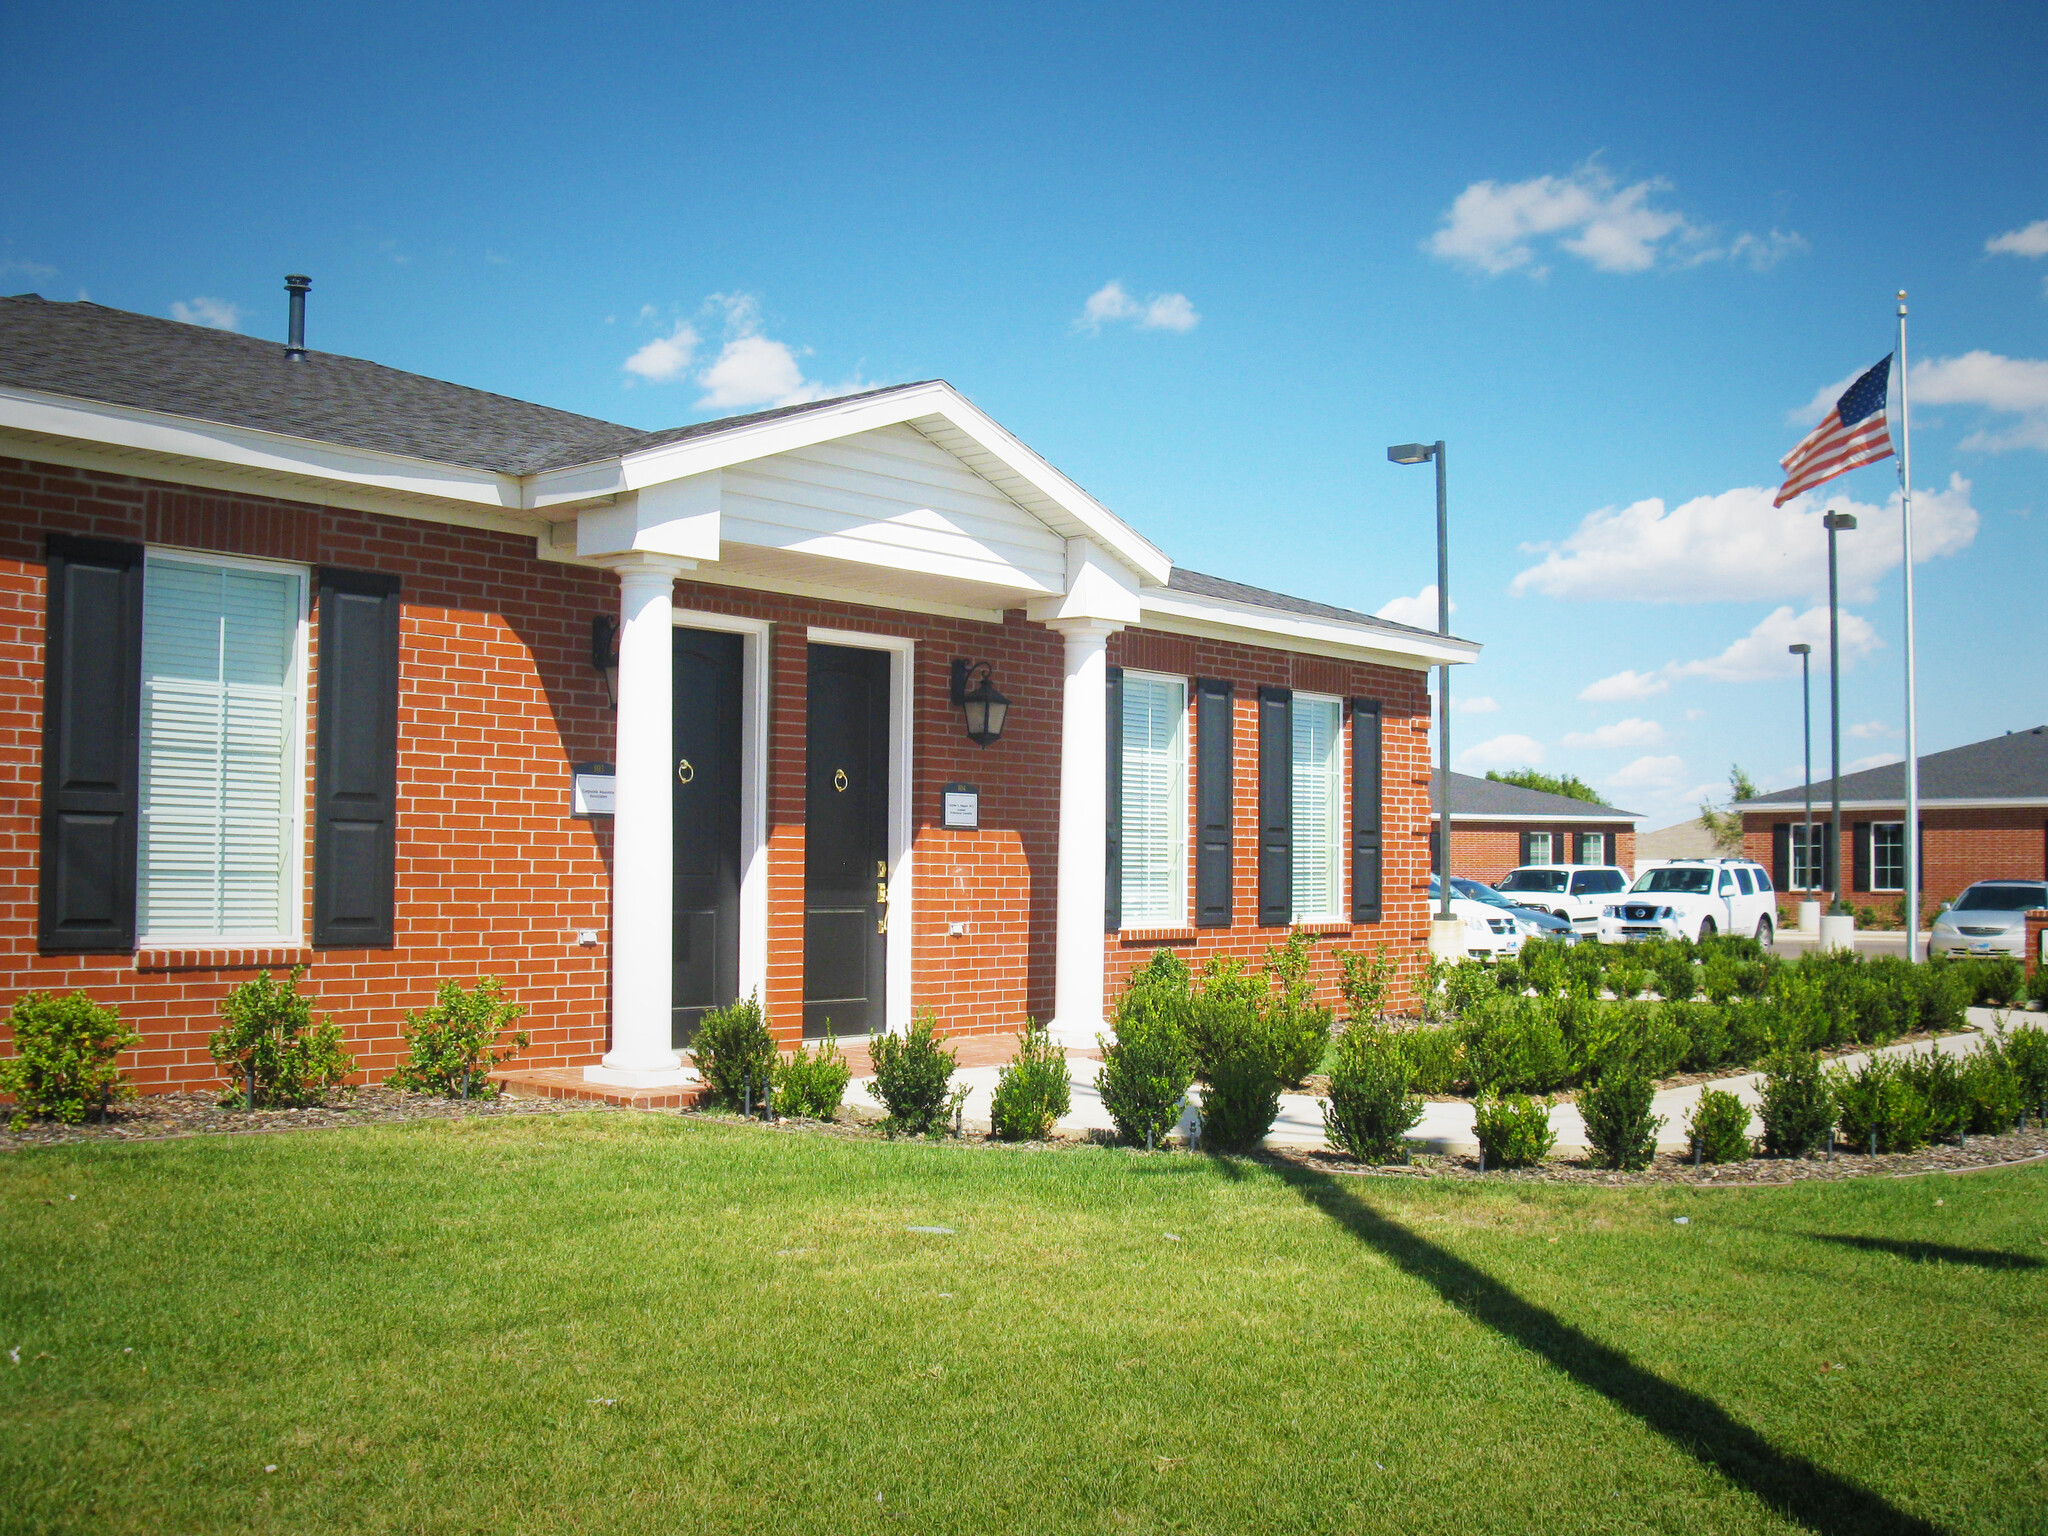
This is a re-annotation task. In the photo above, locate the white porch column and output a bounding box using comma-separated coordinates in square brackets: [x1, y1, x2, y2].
[590, 555, 694, 1084]
[1047, 618, 1122, 1047]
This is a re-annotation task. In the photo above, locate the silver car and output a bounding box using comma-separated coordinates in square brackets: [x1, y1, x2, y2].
[1929, 880, 2048, 960]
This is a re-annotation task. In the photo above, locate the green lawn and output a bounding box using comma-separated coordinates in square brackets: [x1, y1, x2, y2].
[2, 1116, 2045, 1536]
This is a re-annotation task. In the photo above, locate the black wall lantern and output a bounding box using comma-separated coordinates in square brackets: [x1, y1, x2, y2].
[949, 658, 1010, 748]
[591, 614, 620, 708]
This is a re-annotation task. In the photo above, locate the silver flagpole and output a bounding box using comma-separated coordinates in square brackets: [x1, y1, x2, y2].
[1897, 291, 1921, 960]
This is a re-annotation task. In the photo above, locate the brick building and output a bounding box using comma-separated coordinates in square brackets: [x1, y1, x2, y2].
[0, 293, 1474, 1094]
[1431, 772, 1638, 885]
[1741, 726, 2048, 907]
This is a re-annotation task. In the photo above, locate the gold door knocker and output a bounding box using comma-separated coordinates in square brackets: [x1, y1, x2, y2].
[833, 768, 849, 793]
[676, 759, 694, 784]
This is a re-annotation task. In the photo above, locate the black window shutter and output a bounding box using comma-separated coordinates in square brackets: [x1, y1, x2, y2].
[38, 535, 144, 952]
[1257, 685, 1292, 926]
[1348, 698, 1382, 923]
[1104, 666, 1123, 932]
[1518, 830, 1533, 867]
[314, 568, 402, 948]
[1851, 822, 1871, 894]
[1773, 822, 1790, 889]
[1195, 677, 1234, 928]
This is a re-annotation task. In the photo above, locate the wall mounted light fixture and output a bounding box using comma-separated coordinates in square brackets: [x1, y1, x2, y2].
[949, 658, 1010, 748]
[591, 614, 620, 708]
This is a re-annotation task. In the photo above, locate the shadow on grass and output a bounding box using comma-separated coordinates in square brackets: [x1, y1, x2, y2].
[1800, 1231, 2045, 1271]
[1270, 1161, 1944, 1536]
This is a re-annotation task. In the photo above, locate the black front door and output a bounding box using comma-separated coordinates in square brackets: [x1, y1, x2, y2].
[803, 644, 890, 1039]
[672, 627, 742, 1049]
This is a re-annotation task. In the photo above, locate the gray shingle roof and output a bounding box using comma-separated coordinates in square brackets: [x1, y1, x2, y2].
[1165, 567, 1463, 644]
[0, 293, 933, 475]
[1744, 726, 2048, 806]
[1441, 771, 1637, 821]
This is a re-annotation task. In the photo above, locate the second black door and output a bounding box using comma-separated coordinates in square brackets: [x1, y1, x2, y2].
[803, 643, 890, 1038]
[672, 627, 742, 1049]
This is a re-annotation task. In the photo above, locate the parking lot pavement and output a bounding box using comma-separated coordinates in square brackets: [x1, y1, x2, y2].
[1772, 927, 1931, 958]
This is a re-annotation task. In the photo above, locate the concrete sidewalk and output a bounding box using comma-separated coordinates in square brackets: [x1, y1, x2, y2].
[853, 1005, 2018, 1154]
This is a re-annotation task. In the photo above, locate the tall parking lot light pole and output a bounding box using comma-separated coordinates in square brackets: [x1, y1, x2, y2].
[1387, 440, 1457, 948]
[1822, 511, 1857, 925]
[1789, 643, 1815, 931]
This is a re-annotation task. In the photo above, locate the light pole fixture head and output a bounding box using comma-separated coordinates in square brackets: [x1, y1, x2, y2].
[1822, 511, 1858, 531]
[1386, 443, 1435, 465]
[1788, 643, 1811, 655]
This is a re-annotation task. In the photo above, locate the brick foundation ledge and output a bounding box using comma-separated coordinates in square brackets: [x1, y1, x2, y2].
[490, 1065, 712, 1111]
[135, 948, 317, 973]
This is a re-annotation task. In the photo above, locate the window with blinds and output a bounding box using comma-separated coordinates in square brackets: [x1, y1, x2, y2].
[1291, 694, 1343, 920]
[138, 555, 306, 943]
[1119, 673, 1187, 928]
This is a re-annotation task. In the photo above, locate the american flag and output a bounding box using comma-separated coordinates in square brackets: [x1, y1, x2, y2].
[1775, 355, 1894, 507]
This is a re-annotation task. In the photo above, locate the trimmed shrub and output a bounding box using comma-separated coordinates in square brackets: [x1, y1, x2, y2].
[2031, 965, 2048, 1009]
[1951, 956, 2025, 1008]
[1686, 1088, 1753, 1164]
[1830, 1056, 1930, 1153]
[868, 1010, 958, 1136]
[209, 968, 353, 1109]
[1127, 947, 1193, 998]
[989, 1023, 1071, 1141]
[1577, 1000, 1689, 1084]
[1896, 1048, 1970, 1141]
[1321, 1028, 1424, 1163]
[1335, 943, 1399, 1025]
[1097, 1006, 1196, 1149]
[1670, 1000, 1732, 1072]
[1196, 955, 1266, 1010]
[2003, 1022, 2048, 1116]
[1516, 941, 1572, 1000]
[0, 991, 139, 1128]
[692, 994, 777, 1111]
[387, 977, 530, 1099]
[1186, 993, 1261, 1082]
[1604, 959, 1652, 1001]
[1959, 1048, 2023, 1134]
[1197, 1050, 1283, 1153]
[1640, 938, 1700, 1003]
[1579, 1066, 1664, 1170]
[1462, 997, 1572, 1095]
[1473, 1094, 1555, 1169]
[1387, 1022, 1463, 1095]
[1917, 962, 1975, 1035]
[775, 1035, 851, 1121]
[1757, 1051, 1835, 1158]
[1266, 998, 1334, 1090]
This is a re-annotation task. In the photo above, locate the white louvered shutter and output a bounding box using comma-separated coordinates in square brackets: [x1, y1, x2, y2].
[1290, 698, 1343, 920]
[139, 559, 302, 941]
[1119, 676, 1186, 927]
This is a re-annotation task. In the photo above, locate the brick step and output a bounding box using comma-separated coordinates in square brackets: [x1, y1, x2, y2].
[488, 1066, 712, 1110]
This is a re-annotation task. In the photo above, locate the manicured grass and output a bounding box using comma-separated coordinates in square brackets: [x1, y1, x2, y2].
[2, 1116, 2045, 1535]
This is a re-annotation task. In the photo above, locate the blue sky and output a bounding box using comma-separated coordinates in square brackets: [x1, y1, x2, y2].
[5, 0, 2044, 825]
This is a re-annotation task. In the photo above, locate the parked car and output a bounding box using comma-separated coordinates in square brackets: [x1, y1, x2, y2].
[1929, 879, 2048, 960]
[1426, 875, 1528, 960]
[1595, 858, 1778, 945]
[1452, 876, 1577, 944]
[1494, 864, 1630, 934]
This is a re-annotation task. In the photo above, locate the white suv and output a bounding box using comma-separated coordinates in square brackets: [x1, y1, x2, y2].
[1495, 865, 1631, 934]
[1596, 858, 1778, 946]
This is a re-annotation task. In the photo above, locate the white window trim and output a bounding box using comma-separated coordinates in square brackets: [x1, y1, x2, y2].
[1118, 668, 1188, 931]
[672, 609, 772, 1011]
[1291, 690, 1346, 923]
[136, 546, 311, 950]
[1871, 820, 1907, 892]
[1527, 830, 1554, 867]
[806, 626, 914, 1036]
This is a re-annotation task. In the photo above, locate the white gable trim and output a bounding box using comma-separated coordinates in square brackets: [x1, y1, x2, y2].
[1137, 586, 1480, 670]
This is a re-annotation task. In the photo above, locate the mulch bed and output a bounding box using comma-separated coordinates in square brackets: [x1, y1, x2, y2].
[0, 1086, 621, 1152]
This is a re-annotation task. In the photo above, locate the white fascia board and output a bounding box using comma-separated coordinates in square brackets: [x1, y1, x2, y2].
[528, 381, 1173, 585]
[1437, 812, 1641, 825]
[0, 383, 526, 511]
[1742, 798, 2048, 815]
[1137, 588, 1481, 669]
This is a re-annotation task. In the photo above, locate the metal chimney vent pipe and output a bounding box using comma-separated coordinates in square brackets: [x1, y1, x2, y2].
[284, 274, 311, 358]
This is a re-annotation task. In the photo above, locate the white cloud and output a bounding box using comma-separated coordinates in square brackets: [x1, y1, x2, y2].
[1986, 219, 2048, 258]
[1454, 695, 1500, 715]
[1511, 475, 1978, 606]
[1076, 281, 1200, 334]
[1375, 584, 1453, 628]
[1456, 733, 1545, 771]
[1683, 709, 1706, 722]
[1425, 161, 1800, 278]
[622, 323, 700, 383]
[1847, 720, 1895, 740]
[1912, 351, 2048, 452]
[1848, 752, 1905, 773]
[1605, 754, 1688, 793]
[1669, 605, 1879, 685]
[169, 297, 243, 331]
[1562, 717, 1665, 750]
[697, 333, 814, 410]
[1579, 669, 1669, 703]
[0, 257, 56, 283]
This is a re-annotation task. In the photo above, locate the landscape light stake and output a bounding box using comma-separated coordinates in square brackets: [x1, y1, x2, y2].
[1146, 1127, 1155, 1153]
[1869, 1130, 1878, 1157]
[743, 1072, 752, 1120]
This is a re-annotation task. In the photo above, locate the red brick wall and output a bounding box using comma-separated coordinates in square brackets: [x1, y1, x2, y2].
[0, 454, 1437, 1089]
[1102, 629, 1434, 1015]
[1445, 823, 1637, 886]
[1743, 807, 2048, 903]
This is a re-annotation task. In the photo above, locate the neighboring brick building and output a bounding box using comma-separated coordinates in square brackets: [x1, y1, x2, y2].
[1430, 772, 1638, 885]
[0, 292, 1475, 1094]
[1741, 727, 2048, 908]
